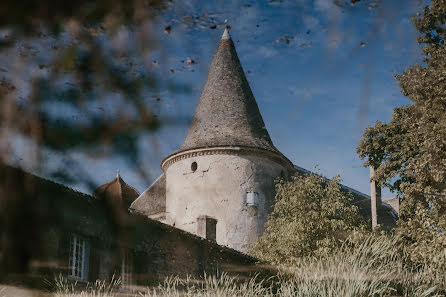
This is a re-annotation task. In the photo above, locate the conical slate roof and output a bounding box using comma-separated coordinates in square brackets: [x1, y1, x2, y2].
[176, 28, 280, 154]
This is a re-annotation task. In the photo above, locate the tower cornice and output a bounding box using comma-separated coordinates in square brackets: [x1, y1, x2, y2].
[161, 146, 293, 172]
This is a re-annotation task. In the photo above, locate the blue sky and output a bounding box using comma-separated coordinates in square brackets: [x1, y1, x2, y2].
[123, 0, 423, 199]
[4, 0, 426, 199]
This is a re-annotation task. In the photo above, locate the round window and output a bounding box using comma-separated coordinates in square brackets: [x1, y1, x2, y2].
[191, 161, 198, 172]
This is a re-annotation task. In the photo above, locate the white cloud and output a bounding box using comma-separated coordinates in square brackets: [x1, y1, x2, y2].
[314, 0, 342, 27]
[258, 46, 278, 58]
[314, 0, 334, 12]
[303, 15, 320, 30]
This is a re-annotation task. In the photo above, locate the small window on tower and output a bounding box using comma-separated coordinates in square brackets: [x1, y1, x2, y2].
[191, 162, 198, 172]
[246, 191, 259, 207]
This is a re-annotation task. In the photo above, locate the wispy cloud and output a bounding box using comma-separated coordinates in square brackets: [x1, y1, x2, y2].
[258, 46, 279, 58]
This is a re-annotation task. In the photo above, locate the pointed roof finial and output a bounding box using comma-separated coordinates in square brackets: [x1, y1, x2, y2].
[222, 26, 231, 39]
[116, 169, 120, 178]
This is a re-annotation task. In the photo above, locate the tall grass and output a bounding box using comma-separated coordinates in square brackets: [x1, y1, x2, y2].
[51, 234, 446, 297]
[139, 274, 273, 297]
[51, 274, 121, 297]
[276, 233, 446, 297]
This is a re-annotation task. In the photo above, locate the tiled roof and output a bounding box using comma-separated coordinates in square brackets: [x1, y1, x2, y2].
[93, 170, 140, 209]
[129, 174, 166, 217]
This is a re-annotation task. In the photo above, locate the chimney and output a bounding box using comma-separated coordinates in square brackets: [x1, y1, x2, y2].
[197, 215, 217, 241]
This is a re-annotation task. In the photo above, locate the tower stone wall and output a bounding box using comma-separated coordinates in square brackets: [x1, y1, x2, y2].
[147, 28, 294, 252]
[163, 151, 286, 251]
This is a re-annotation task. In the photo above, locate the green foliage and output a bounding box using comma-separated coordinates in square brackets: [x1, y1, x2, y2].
[356, 0, 446, 259]
[250, 173, 365, 264]
[357, 0, 446, 210]
[394, 205, 446, 268]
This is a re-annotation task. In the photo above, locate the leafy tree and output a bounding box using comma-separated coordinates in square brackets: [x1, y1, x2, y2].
[250, 173, 364, 264]
[357, 0, 446, 260]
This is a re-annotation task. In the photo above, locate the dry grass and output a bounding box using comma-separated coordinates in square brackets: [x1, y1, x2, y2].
[51, 275, 122, 297]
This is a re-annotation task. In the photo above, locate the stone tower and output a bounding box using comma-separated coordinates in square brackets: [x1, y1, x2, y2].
[129, 31, 398, 248]
[160, 28, 293, 251]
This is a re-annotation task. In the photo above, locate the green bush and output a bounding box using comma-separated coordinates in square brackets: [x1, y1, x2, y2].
[250, 173, 365, 264]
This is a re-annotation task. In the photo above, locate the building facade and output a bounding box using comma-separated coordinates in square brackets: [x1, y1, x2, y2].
[0, 164, 257, 289]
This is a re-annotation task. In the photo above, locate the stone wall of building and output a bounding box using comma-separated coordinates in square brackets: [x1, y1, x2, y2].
[0, 164, 257, 289]
[165, 152, 286, 252]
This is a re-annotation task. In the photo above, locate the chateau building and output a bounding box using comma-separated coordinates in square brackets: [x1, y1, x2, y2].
[0, 163, 257, 288]
[0, 28, 397, 288]
[131, 28, 293, 252]
[129, 28, 397, 252]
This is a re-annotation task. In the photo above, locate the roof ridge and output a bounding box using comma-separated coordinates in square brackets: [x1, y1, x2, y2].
[0, 162, 93, 198]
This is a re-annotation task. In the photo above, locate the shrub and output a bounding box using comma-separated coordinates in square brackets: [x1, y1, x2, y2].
[250, 173, 365, 264]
